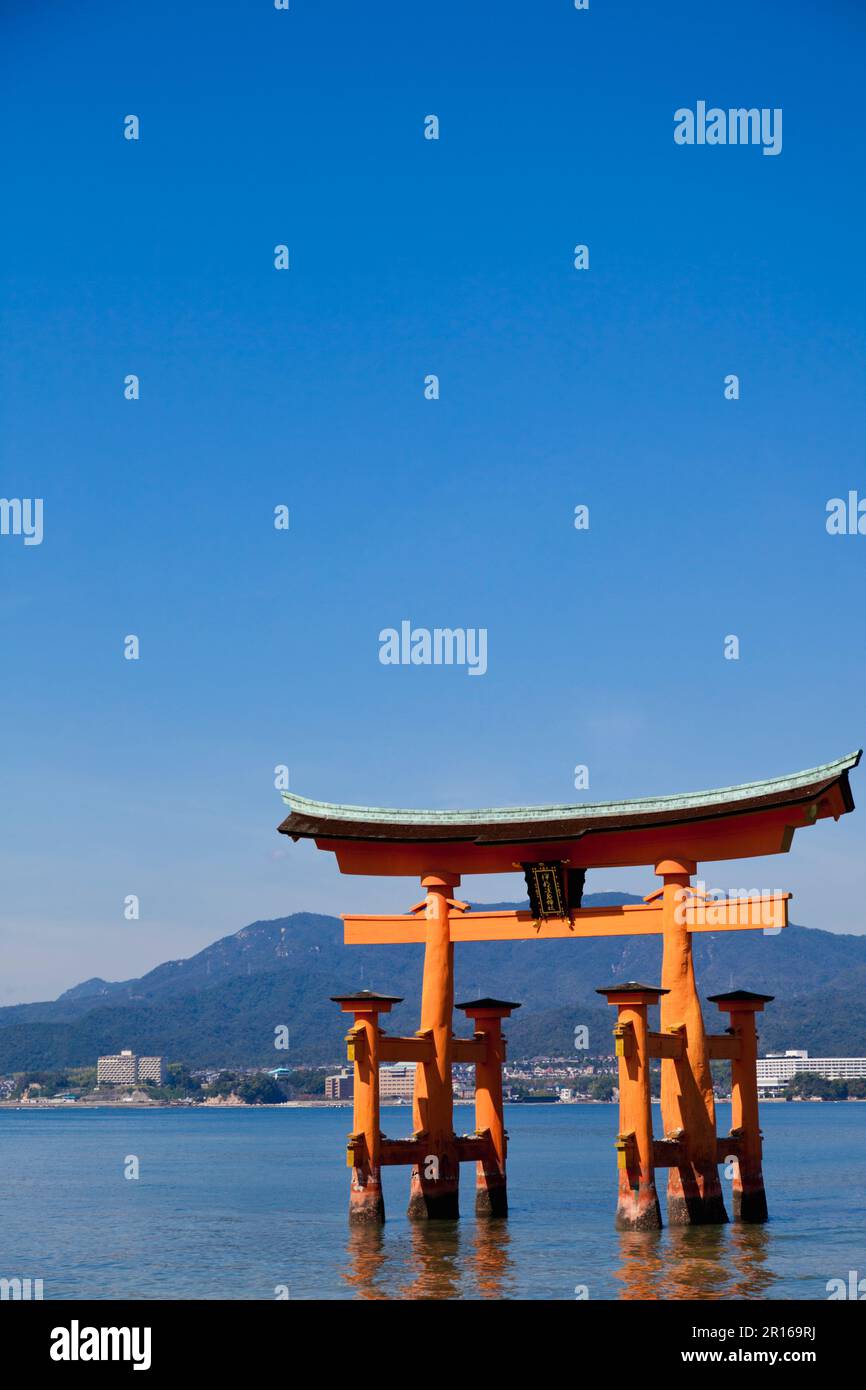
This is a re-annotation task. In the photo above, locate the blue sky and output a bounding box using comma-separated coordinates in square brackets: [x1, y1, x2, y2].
[1, 0, 865, 1001]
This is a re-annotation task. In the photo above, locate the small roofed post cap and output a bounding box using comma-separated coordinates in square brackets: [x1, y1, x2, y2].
[456, 997, 521, 1018]
[330, 990, 403, 1013]
[596, 981, 669, 1004]
[707, 989, 775, 1012]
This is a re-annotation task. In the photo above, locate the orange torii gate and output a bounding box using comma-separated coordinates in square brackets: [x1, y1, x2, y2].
[278, 752, 860, 1229]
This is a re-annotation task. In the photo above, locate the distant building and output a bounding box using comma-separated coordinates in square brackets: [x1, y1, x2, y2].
[323, 1066, 418, 1101]
[269, 1067, 293, 1079]
[137, 1057, 167, 1084]
[97, 1051, 166, 1086]
[378, 1064, 415, 1100]
[757, 1050, 866, 1091]
[325, 1070, 354, 1100]
[97, 1051, 136, 1084]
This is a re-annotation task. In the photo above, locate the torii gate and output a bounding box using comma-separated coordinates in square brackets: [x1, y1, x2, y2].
[278, 752, 860, 1230]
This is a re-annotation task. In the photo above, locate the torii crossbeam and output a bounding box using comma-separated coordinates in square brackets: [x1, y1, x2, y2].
[279, 751, 860, 1228]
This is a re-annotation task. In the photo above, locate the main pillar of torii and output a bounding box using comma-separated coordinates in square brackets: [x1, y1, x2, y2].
[656, 857, 728, 1223]
[405, 874, 461, 1218]
[278, 753, 860, 1225]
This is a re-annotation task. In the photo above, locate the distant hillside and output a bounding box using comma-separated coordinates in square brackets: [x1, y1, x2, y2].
[1, 895, 865, 1070]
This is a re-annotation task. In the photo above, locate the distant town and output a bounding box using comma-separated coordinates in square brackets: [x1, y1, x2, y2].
[2, 1046, 866, 1107]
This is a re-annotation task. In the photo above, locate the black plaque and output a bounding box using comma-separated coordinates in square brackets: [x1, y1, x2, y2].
[523, 862, 568, 920]
[523, 862, 586, 919]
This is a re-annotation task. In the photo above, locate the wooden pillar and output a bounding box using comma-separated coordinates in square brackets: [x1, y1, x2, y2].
[457, 997, 520, 1218]
[656, 857, 728, 1224]
[407, 874, 460, 1219]
[708, 990, 774, 1223]
[597, 982, 664, 1230]
[331, 990, 401, 1225]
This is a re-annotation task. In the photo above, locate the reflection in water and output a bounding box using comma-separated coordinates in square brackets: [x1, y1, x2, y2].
[469, 1219, 515, 1300]
[613, 1230, 666, 1300]
[343, 1217, 517, 1300]
[728, 1223, 775, 1299]
[345, 1215, 774, 1300]
[342, 1226, 389, 1300]
[398, 1222, 465, 1300]
[614, 1223, 776, 1300]
[660, 1227, 733, 1301]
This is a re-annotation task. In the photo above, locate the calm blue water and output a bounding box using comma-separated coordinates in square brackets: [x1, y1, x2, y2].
[1, 1103, 864, 1300]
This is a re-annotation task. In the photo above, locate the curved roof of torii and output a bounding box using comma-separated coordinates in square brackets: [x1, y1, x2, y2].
[277, 751, 861, 876]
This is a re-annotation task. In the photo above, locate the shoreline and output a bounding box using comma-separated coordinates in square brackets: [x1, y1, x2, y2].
[2, 1096, 864, 1111]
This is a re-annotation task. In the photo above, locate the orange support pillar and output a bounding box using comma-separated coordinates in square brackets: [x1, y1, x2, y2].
[407, 874, 460, 1219]
[331, 990, 401, 1225]
[597, 982, 665, 1230]
[457, 997, 520, 1218]
[656, 858, 728, 1225]
[708, 990, 773, 1223]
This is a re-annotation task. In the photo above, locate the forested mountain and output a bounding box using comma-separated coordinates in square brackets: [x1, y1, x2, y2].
[1, 894, 864, 1069]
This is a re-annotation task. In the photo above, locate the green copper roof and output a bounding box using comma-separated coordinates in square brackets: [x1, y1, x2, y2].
[281, 751, 861, 828]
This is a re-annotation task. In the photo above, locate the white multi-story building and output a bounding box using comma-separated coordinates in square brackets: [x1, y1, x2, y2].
[137, 1056, 167, 1085]
[757, 1050, 866, 1091]
[97, 1050, 137, 1084]
[97, 1051, 166, 1086]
